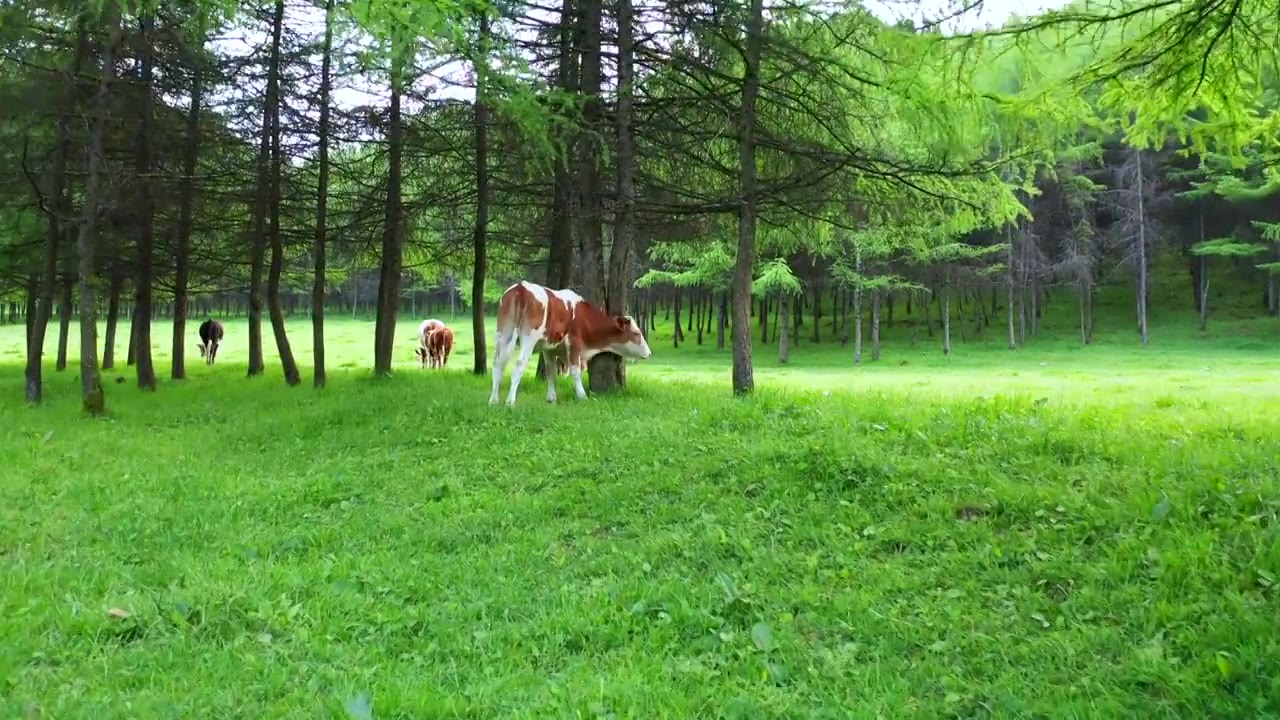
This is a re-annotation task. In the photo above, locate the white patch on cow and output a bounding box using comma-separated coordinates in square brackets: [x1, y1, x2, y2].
[548, 287, 583, 314]
[569, 363, 588, 399]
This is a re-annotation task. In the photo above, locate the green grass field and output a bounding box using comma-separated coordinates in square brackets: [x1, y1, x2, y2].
[2, 305, 1279, 717]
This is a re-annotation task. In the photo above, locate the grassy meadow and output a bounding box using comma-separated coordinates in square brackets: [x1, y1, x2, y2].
[2, 285, 1279, 717]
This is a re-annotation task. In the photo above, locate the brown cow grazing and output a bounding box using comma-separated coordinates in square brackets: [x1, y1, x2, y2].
[426, 325, 454, 368]
[489, 280, 652, 406]
[415, 318, 445, 368]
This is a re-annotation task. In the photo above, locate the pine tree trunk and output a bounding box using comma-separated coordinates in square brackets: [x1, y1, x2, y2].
[26, 21, 87, 402]
[77, 1, 121, 413]
[375, 54, 407, 376]
[172, 20, 205, 381]
[853, 284, 863, 365]
[717, 292, 727, 349]
[55, 276, 72, 372]
[1198, 255, 1210, 332]
[730, 0, 764, 395]
[103, 267, 121, 370]
[674, 291, 685, 347]
[870, 290, 881, 361]
[942, 288, 952, 355]
[1135, 149, 1149, 345]
[471, 12, 491, 376]
[1007, 227, 1017, 349]
[132, 12, 157, 390]
[312, 0, 335, 388]
[263, 0, 299, 385]
[777, 293, 790, 364]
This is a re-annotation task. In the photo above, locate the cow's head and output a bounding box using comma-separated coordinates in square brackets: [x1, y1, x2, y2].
[608, 315, 652, 360]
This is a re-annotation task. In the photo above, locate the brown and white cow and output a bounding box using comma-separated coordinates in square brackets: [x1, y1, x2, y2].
[489, 280, 651, 406]
[423, 325, 454, 369]
[415, 318, 445, 368]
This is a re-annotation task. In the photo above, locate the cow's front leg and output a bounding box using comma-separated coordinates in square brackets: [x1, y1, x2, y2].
[569, 363, 587, 400]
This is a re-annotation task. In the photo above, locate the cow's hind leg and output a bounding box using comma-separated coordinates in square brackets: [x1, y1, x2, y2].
[489, 331, 517, 405]
[542, 350, 561, 403]
[504, 333, 539, 406]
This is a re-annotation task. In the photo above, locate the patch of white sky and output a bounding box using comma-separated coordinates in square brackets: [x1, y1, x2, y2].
[206, 0, 1068, 151]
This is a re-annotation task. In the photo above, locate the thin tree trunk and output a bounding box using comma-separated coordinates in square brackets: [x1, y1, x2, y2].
[853, 284, 863, 365]
[264, 0, 299, 385]
[172, 19, 205, 380]
[942, 287, 952, 355]
[56, 276, 72, 371]
[374, 54, 407, 376]
[1007, 226, 1017, 349]
[588, 0, 636, 392]
[1135, 149, 1149, 345]
[313, 0, 334, 388]
[840, 288, 850, 344]
[1198, 256, 1210, 332]
[757, 297, 766, 344]
[674, 291, 684, 347]
[731, 0, 764, 396]
[778, 293, 790, 364]
[26, 21, 87, 402]
[470, 11, 491, 376]
[132, 12, 157, 390]
[127, 305, 138, 366]
[77, 1, 120, 413]
[717, 292, 727, 349]
[811, 279, 821, 343]
[871, 290, 881, 361]
[103, 267, 121, 370]
[695, 290, 705, 344]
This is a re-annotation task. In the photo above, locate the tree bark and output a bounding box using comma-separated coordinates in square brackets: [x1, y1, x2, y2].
[172, 18, 205, 381]
[758, 297, 767, 344]
[56, 276, 72, 371]
[103, 267, 121, 369]
[26, 20, 87, 402]
[263, 0, 300, 385]
[674, 292, 684, 347]
[942, 287, 952, 355]
[870, 290, 881, 361]
[127, 306, 138, 366]
[1007, 226, 1017, 349]
[811, 279, 821, 343]
[374, 53, 407, 376]
[133, 11, 158, 390]
[471, 11, 491, 376]
[576, 0, 605, 306]
[731, 0, 764, 396]
[1198, 256, 1210, 332]
[588, 0, 635, 392]
[77, 0, 122, 413]
[716, 292, 727, 349]
[313, 0, 335, 388]
[545, 0, 579, 289]
[1135, 149, 1149, 345]
[777, 293, 790, 364]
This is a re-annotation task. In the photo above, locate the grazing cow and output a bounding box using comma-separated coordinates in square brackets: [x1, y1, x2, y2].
[426, 326, 454, 369]
[489, 280, 652, 406]
[197, 319, 224, 365]
[415, 318, 445, 368]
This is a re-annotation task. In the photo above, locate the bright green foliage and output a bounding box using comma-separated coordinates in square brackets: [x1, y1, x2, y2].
[751, 258, 802, 297]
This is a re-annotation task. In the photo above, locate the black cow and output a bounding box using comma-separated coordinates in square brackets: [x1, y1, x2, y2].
[198, 319, 224, 365]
